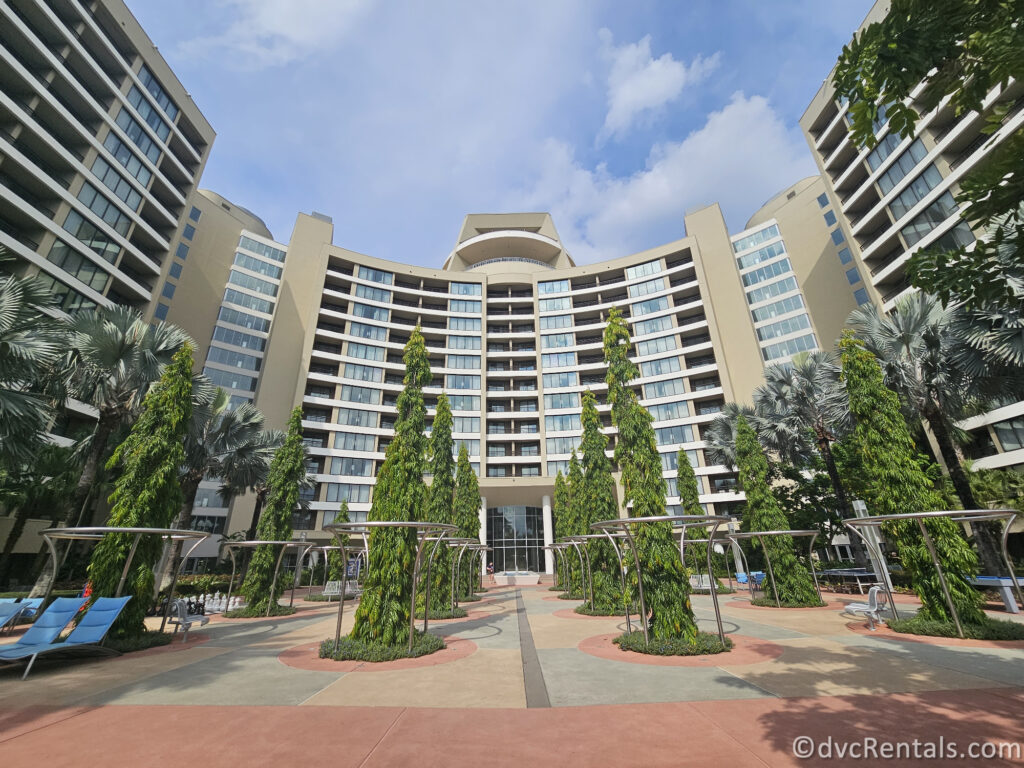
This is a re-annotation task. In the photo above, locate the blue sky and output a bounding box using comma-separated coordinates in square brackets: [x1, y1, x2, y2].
[127, 0, 872, 266]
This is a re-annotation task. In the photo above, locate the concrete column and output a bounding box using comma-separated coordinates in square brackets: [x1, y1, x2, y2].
[542, 494, 553, 574]
[479, 496, 487, 576]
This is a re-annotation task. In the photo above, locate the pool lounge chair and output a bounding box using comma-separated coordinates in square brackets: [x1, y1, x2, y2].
[0, 596, 130, 679]
[0, 601, 24, 633]
[0, 598, 45, 634]
[0, 596, 86, 652]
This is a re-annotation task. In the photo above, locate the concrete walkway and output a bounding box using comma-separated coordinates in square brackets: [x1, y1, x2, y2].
[2, 585, 1023, 766]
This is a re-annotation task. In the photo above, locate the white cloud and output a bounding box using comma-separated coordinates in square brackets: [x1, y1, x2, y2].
[178, 0, 373, 69]
[599, 29, 720, 141]
[511, 92, 816, 263]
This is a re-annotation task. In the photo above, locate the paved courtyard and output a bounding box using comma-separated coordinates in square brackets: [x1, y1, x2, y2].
[2, 584, 1023, 766]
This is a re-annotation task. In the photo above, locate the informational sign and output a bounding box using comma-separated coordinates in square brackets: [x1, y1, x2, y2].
[345, 558, 361, 579]
[324, 580, 342, 596]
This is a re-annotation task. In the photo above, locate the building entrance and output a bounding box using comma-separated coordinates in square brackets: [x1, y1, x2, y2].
[486, 505, 543, 572]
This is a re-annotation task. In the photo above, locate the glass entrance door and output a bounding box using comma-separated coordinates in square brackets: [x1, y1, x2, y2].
[487, 505, 543, 573]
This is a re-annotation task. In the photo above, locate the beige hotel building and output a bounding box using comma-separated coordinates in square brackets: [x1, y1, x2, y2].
[801, 0, 1024, 473]
[162, 179, 858, 571]
[5, 0, 1009, 573]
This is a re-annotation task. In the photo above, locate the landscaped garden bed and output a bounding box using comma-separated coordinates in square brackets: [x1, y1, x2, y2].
[318, 631, 445, 662]
[613, 631, 733, 656]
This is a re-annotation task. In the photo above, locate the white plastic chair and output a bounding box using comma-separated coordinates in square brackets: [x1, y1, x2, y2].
[168, 598, 210, 642]
[845, 586, 888, 630]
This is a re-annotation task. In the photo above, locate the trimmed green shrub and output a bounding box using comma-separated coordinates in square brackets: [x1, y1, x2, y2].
[223, 604, 296, 618]
[613, 630, 732, 656]
[319, 630, 445, 662]
[105, 631, 175, 653]
[888, 616, 1024, 641]
[414, 606, 467, 620]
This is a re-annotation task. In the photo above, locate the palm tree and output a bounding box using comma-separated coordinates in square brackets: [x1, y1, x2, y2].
[0, 263, 67, 468]
[848, 293, 1020, 572]
[0, 445, 80, 587]
[63, 305, 191, 524]
[754, 351, 867, 566]
[704, 403, 757, 469]
[162, 386, 282, 580]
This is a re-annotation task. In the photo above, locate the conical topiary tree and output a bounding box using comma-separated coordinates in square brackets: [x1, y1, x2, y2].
[734, 416, 821, 606]
[423, 393, 455, 616]
[350, 328, 431, 645]
[326, 500, 349, 593]
[552, 470, 570, 588]
[579, 390, 619, 613]
[240, 407, 306, 615]
[839, 332, 983, 624]
[87, 343, 194, 638]
[564, 449, 586, 597]
[453, 443, 481, 597]
[603, 306, 695, 643]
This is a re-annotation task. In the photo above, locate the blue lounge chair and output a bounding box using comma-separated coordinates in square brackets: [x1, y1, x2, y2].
[0, 597, 85, 650]
[0, 596, 129, 679]
[16, 598, 44, 620]
[0, 602, 23, 633]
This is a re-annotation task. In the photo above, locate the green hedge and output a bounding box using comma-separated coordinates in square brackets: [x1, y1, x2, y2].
[613, 630, 732, 656]
[222, 604, 297, 619]
[319, 631, 445, 662]
[889, 616, 1024, 641]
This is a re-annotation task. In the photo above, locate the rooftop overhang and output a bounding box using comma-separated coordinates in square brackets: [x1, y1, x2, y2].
[445, 230, 568, 270]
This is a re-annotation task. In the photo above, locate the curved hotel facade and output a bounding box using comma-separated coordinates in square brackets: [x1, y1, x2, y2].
[163, 180, 859, 571]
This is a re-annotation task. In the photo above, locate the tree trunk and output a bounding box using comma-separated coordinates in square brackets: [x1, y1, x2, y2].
[816, 431, 869, 568]
[924, 403, 1003, 575]
[70, 414, 118, 526]
[159, 474, 202, 588]
[246, 488, 267, 541]
[0, 505, 33, 589]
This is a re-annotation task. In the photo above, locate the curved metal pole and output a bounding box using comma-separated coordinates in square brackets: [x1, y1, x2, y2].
[224, 547, 239, 613]
[290, 544, 316, 608]
[706, 522, 726, 644]
[422, 532, 448, 631]
[1000, 513, 1024, 609]
[360, 534, 369, 585]
[579, 541, 595, 608]
[736, 543, 756, 604]
[620, 523, 649, 644]
[567, 541, 586, 601]
[332, 536, 349, 650]
[409, 531, 431, 654]
[758, 535, 782, 608]
[599, 532, 633, 634]
[40, 533, 61, 609]
[115, 532, 144, 597]
[559, 547, 568, 591]
[843, 524, 900, 621]
[454, 543, 470, 607]
[160, 536, 208, 631]
[450, 549, 459, 613]
[266, 544, 290, 618]
[808, 532, 823, 603]
[473, 548, 485, 593]
[916, 518, 964, 638]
